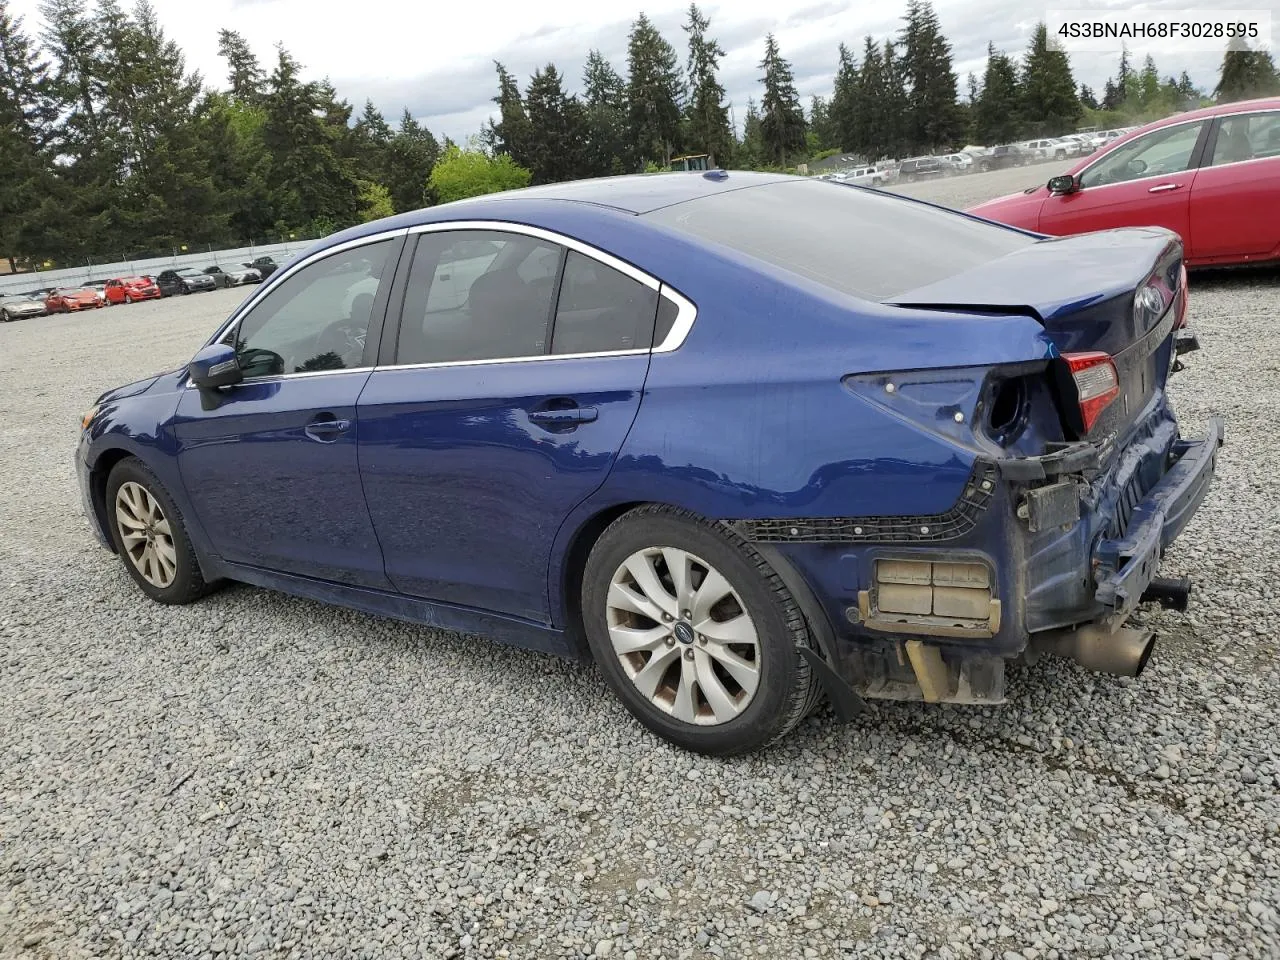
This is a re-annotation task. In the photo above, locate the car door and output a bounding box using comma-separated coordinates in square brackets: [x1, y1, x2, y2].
[357, 227, 660, 622]
[172, 234, 404, 588]
[1187, 110, 1280, 262]
[1039, 120, 1209, 242]
[104, 280, 120, 304]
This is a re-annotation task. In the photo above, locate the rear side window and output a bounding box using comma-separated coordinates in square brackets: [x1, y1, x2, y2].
[551, 251, 658, 354]
[644, 180, 1033, 300]
[396, 230, 561, 365]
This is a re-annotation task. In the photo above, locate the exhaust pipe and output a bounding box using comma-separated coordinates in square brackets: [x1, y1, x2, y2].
[1140, 576, 1191, 611]
[1034, 623, 1157, 677]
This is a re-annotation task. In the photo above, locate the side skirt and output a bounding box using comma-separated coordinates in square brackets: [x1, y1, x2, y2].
[207, 559, 581, 660]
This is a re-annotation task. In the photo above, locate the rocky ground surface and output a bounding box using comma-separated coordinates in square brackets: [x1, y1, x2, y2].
[1, 172, 1277, 959]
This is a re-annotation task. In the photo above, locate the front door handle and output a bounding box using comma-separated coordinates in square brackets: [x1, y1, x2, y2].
[1148, 182, 1182, 193]
[305, 415, 352, 442]
[528, 406, 598, 427]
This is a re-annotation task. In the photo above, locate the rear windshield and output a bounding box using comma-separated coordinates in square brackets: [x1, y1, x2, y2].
[645, 179, 1034, 300]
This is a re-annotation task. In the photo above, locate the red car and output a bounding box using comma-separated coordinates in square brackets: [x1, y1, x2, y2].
[968, 97, 1280, 268]
[44, 287, 105, 313]
[103, 276, 161, 304]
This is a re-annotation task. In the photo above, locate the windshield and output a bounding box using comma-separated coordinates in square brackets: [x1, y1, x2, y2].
[176, 269, 202, 278]
[644, 179, 1034, 301]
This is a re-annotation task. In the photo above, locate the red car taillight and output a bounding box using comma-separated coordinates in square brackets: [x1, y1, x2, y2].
[1063, 352, 1120, 433]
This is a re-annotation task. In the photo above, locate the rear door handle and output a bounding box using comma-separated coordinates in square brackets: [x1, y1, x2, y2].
[1148, 183, 1182, 193]
[305, 416, 352, 442]
[528, 406, 598, 427]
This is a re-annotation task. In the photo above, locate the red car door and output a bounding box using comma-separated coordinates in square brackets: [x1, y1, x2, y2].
[1038, 120, 1209, 246]
[1187, 111, 1280, 263]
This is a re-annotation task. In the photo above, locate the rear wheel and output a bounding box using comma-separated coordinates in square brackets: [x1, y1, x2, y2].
[1, 309, 11, 322]
[582, 506, 817, 755]
[106, 457, 211, 605]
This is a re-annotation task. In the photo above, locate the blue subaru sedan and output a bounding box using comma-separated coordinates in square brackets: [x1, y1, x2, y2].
[77, 172, 1222, 755]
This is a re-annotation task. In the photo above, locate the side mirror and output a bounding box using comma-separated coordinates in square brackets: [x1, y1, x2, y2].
[189, 343, 243, 390]
[1048, 174, 1078, 195]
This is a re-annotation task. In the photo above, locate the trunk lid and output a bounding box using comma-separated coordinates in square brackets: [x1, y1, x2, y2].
[888, 227, 1184, 445]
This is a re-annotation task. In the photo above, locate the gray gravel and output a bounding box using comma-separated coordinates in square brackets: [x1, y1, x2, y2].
[2, 176, 1278, 960]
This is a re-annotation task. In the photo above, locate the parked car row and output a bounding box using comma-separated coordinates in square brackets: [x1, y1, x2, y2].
[0, 258, 278, 322]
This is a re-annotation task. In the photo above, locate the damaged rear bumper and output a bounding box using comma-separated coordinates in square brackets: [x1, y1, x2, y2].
[1093, 416, 1223, 625]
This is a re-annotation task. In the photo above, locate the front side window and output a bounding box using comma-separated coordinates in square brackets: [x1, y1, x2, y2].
[552, 251, 658, 354]
[1080, 122, 1205, 188]
[396, 230, 561, 365]
[1210, 112, 1280, 165]
[223, 240, 393, 377]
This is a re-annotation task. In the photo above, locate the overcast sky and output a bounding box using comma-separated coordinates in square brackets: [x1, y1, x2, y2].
[8, 0, 1241, 142]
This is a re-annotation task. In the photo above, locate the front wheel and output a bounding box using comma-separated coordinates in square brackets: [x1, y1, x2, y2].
[124, 294, 133, 304]
[106, 457, 212, 604]
[582, 506, 818, 755]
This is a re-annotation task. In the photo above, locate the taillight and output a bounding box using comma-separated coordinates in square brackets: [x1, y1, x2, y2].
[1063, 351, 1119, 433]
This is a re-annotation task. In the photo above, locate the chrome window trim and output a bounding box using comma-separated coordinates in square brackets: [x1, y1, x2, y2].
[1074, 116, 1210, 192]
[405, 220, 660, 290]
[370, 221, 698, 371]
[192, 219, 700, 384]
[654, 285, 696, 354]
[193, 228, 409, 386]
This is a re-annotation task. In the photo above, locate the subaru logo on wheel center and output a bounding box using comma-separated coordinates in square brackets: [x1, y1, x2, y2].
[673, 621, 695, 645]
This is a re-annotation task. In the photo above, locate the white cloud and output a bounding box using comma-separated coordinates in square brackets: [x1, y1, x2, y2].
[9, 0, 1230, 141]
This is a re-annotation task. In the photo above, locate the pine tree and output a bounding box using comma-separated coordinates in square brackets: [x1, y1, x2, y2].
[682, 3, 732, 166]
[852, 38, 885, 158]
[1019, 22, 1080, 136]
[626, 13, 684, 167]
[1100, 78, 1120, 111]
[261, 44, 360, 233]
[0, 0, 57, 267]
[898, 0, 961, 152]
[738, 96, 764, 167]
[758, 33, 806, 167]
[1079, 83, 1099, 110]
[487, 61, 533, 169]
[1175, 71, 1202, 108]
[880, 40, 909, 158]
[974, 43, 1020, 145]
[808, 95, 836, 151]
[582, 50, 629, 175]
[217, 29, 263, 103]
[351, 99, 393, 187]
[1215, 38, 1280, 102]
[386, 110, 438, 212]
[829, 42, 860, 152]
[96, 1, 224, 249]
[1136, 54, 1160, 110]
[524, 63, 588, 184]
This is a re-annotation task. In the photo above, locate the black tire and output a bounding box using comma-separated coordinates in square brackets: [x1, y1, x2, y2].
[1, 309, 11, 322]
[124, 293, 133, 304]
[582, 505, 818, 756]
[105, 457, 212, 605]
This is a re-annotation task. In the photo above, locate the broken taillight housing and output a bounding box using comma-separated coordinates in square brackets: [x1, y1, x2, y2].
[1063, 351, 1120, 433]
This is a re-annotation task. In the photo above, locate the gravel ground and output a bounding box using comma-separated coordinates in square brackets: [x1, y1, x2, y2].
[2, 176, 1278, 960]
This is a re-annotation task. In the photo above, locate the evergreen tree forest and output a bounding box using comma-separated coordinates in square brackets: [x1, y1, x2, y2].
[2, 0, 1273, 268]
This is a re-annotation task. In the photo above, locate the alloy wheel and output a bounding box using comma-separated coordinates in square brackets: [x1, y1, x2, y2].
[114, 481, 177, 588]
[606, 547, 761, 726]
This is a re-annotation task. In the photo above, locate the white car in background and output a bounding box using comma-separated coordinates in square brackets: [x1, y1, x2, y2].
[832, 165, 893, 187]
[937, 153, 974, 174]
